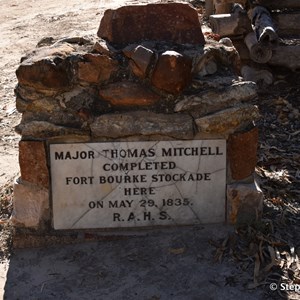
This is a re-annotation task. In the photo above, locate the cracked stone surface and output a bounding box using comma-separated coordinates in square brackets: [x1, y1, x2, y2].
[50, 140, 226, 229]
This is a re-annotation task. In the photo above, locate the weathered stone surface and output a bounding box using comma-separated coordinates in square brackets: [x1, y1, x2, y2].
[130, 45, 154, 78]
[54, 35, 97, 47]
[193, 42, 241, 76]
[17, 97, 85, 128]
[16, 60, 71, 91]
[15, 84, 55, 104]
[56, 87, 108, 119]
[175, 81, 257, 117]
[241, 65, 273, 86]
[22, 43, 75, 61]
[151, 51, 192, 94]
[227, 181, 263, 224]
[99, 81, 160, 107]
[19, 141, 49, 188]
[16, 44, 74, 91]
[122, 44, 137, 58]
[228, 127, 259, 180]
[11, 178, 49, 228]
[16, 121, 89, 139]
[91, 111, 194, 139]
[25, 98, 59, 113]
[36, 36, 56, 47]
[77, 53, 118, 83]
[195, 104, 260, 134]
[187, 75, 238, 90]
[93, 39, 114, 56]
[16, 96, 30, 113]
[20, 110, 84, 129]
[97, 3, 205, 47]
[56, 87, 98, 111]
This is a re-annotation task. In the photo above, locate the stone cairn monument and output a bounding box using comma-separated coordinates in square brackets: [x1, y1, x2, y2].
[12, 2, 263, 244]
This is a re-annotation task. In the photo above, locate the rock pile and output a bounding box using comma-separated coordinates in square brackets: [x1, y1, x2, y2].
[13, 2, 262, 231]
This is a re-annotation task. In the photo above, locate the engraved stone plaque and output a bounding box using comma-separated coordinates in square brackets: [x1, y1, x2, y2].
[50, 140, 226, 229]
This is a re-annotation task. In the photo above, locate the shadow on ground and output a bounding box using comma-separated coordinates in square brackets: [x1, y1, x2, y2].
[3, 225, 265, 300]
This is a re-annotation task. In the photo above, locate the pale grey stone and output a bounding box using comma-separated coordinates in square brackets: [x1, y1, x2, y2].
[16, 121, 89, 139]
[227, 180, 263, 224]
[190, 75, 238, 89]
[90, 111, 194, 139]
[20, 109, 83, 129]
[175, 81, 257, 117]
[50, 140, 226, 229]
[11, 178, 49, 228]
[193, 42, 240, 76]
[241, 65, 273, 85]
[17, 98, 65, 126]
[56, 86, 98, 110]
[195, 104, 260, 134]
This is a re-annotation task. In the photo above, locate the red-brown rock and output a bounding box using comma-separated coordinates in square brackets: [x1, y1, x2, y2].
[93, 39, 114, 56]
[98, 3, 205, 47]
[16, 44, 74, 91]
[17, 60, 70, 91]
[19, 141, 49, 188]
[99, 81, 160, 107]
[77, 53, 119, 83]
[151, 51, 192, 94]
[228, 127, 259, 180]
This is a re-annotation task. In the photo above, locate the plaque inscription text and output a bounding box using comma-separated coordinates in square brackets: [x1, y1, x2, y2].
[50, 140, 226, 229]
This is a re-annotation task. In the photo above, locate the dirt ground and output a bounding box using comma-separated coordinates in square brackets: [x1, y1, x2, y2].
[0, 0, 125, 187]
[1, 226, 267, 300]
[0, 0, 299, 299]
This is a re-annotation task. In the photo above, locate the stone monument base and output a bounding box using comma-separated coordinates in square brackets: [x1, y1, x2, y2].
[12, 3, 263, 243]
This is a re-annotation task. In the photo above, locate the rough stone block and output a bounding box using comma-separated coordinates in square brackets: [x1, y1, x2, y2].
[25, 97, 58, 113]
[90, 111, 194, 139]
[227, 181, 263, 224]
[19, 97, 82, 128]
[11, 178, 49, 228]
[15, 84, 51, 103]
[16, 96, 30, 113]
[130, 45, 154, 78]
[175, 81, 257, 117]
[19, 141, 49, 188]
[228, 127, 259, 180]
[99, 81, 160, 107]
[77, 53, 118, 83]
[16, 121, 89, 139]
[151, 51, 192, 94]
[93, 39, 114, 56]
[195, 104, 260, 134]
[16, 44, 74, 91]
[97, 3, 205, 47]
[56, 87, 98, 111]
[193, 42, 241, 76]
